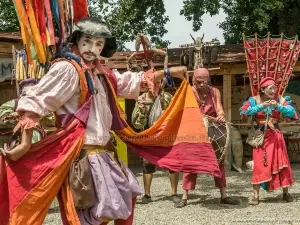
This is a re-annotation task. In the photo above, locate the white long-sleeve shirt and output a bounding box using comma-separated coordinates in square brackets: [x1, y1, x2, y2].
[17, 60, 143, 146]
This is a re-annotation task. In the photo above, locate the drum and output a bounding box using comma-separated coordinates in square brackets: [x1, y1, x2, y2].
[207, 121, 229, 164]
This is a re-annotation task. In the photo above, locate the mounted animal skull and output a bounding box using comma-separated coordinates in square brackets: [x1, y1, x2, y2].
[191, 33, 205, 69]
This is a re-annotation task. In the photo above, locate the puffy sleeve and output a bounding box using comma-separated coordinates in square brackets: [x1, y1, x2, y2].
[15, 61, 79, 130]
[113, 69, 144, 99]
[277, 96, 298, 119]
[240, 97, 264, 117]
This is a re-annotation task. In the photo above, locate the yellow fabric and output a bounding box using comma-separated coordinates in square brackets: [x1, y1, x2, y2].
[27, 1, 47, 63]
[115, 98, 128, 165]
[13, 0, 33, 64]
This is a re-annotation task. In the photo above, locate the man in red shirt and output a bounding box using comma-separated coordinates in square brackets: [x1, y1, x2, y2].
[175, 68, 239, 208]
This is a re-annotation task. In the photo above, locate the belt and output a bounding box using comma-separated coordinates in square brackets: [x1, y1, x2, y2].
[81, 145, 112, 159]
[81, 143, 129, 179]
[83, 145, 105, 150]
[81, 143, 117, 157]
[84, 149, 106, 155]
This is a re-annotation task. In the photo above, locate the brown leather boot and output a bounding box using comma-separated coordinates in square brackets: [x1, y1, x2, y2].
[283, 193, 293, 202]
[220, 197, 239, 205]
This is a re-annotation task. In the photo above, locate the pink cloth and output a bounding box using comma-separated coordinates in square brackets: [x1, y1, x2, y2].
[194, 68, 209, 77]
[143, 68, 160, 96]
[260, 77, 276, 88]
[182, 164, 226, 190]
[13, 112, 40, 132]
[252, 129, 294, 190]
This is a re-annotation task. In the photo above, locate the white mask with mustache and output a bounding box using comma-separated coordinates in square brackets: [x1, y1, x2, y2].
[77, 34, 105, 62]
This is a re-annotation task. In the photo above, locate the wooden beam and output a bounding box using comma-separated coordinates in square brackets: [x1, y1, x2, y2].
[223, 73, 232, 170]
[186, 59, 300, 77]
[187, 63, 248, 76]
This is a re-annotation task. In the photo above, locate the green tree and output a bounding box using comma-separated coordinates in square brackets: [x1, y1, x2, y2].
[88, 0, 170, 50]
[181, 0, 300, 44]
[0, 0, 19, 32]
[0, 0, 170, 50]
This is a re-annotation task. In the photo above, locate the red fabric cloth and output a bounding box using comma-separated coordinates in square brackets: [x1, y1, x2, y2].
[33, 0, 47, 43]
[182, 164, 226, 190]
[0, 118, 86, 225]
[252, 129, 294, 191]
[100, 198, 136, 225]
[260, 77, 276, 88]
[73, 0, 89, 24]
[128, 143, 221, 177]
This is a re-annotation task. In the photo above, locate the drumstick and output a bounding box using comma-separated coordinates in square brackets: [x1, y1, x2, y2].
[201, 114, 233, 125]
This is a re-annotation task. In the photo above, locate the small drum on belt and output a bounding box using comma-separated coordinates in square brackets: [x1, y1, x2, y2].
[207, 121, 229, 164]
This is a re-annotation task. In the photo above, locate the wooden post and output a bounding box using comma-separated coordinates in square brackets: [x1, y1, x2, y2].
[11, 45, 20, 97]
[222, 65, 232, 170]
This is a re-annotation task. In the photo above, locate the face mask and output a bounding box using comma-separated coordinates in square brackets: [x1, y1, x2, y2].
[77, 34, 105, 62]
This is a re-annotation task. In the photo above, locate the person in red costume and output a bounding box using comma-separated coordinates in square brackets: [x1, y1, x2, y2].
[175, 68, 239, 208]
[240, 77, 297, 205]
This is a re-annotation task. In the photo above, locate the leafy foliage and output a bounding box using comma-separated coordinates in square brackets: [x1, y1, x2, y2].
[0, 0, 19, 32]
[88, 0, 170, 50]
[0, 0, 170, 50]
[181, 0, 300, 44]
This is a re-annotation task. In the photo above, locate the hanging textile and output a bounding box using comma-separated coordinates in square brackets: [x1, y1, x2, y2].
[243, 33, 300, 96]
[32, 0, 47, 43]
[51, 0, 61, 32]
[57, 0, 67, 41]
[26, 1, 47, 63]
[13, 0, 33, 64]
[72, 0, 88, 24]
[44, 0, 55, 45]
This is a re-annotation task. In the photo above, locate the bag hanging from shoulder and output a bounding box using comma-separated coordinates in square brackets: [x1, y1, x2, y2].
[148, 92, 164, 127]
[246, 109, 269, 148]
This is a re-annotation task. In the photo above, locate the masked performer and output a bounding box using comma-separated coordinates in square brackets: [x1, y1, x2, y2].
[175, 68, 239, 208]
[240, 77, 297, 205]
[1, 17, 187, 225]
[132, 90, 180, 204]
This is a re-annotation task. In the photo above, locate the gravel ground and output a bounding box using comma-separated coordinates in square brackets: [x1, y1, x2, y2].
[44, 164, 300, 225]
